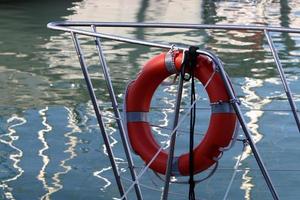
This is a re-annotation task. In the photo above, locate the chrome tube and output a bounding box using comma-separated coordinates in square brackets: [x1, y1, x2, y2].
[264, 30, 300, 133]
[91, 25, 143, 200]
[48, 21, 300, 33]
[48, 24, 172, 49]
[45, 21, 296, 200]
[204, 53, 280, 200]
[71, 32, 126, 199]
[162, 76, 184, 200]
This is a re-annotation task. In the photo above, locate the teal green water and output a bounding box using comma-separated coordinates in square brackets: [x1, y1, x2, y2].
[1, 0, 300, 199]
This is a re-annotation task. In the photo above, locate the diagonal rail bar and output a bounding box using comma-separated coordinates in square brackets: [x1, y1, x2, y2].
[264, 30, 300, 133]
[162, 76, 184, 200]
[208, 54, 280, 200]
[91, 25, 143, 200]
[71, 32, 127, 199]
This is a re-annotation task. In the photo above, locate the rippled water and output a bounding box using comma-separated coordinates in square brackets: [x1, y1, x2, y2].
[1, 0, 300, 199]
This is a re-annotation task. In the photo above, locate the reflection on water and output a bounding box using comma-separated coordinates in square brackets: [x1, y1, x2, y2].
[241, 169, 253, 200]
[240, 78, 271, 200]
[93, 167, 112, 192]
[37, 107, 51, 198]
[0, 116, 26, 200]
[1, 0, 300, 199]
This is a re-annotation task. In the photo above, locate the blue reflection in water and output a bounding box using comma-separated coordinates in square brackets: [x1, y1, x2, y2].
[0, 116, 25, 200]
[1, 0, 300, 199]
[240, 78, 271, 200]
[37, 107, 53, 200]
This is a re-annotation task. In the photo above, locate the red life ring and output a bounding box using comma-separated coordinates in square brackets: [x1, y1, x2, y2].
[125, 51, 237, 176]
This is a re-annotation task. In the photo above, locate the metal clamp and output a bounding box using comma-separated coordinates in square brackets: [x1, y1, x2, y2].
[165, 44, 178, 74]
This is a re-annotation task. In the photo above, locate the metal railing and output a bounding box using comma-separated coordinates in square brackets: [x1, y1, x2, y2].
[47, 21, 300, 200]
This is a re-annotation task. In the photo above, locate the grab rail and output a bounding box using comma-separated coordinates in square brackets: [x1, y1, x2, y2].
[47, 22, 300, 200]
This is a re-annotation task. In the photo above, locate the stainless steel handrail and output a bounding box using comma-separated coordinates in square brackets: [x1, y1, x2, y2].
[47, 21, 300, 134]
[48, 21, 300, 33]
[47, 21, 300, 200]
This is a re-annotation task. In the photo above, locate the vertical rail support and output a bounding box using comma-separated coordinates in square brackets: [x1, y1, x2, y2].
[70, 32, 127, 200]
[162, 76, 184, 200]
[207, 54, 280, 200]
[91, 25, 143, 200]
[264, 29, 300, 133]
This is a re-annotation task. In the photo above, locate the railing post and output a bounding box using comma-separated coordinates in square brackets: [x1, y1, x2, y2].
[91, 25, 143, 200]
[71, 32, 127, 200]
[201, 51, 280, 200]
[162, 75, 184, 200]
[264, 29, 300, 133]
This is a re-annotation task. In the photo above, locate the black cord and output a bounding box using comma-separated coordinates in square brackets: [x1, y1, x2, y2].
[189, 66, 196, 200]
[180, 46, 199, 200]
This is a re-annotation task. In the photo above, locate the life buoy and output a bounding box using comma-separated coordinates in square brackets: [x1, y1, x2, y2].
[125, 50, 237, 176]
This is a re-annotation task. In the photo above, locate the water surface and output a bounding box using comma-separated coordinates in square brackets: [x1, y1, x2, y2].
[1, 0, 300, 199]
